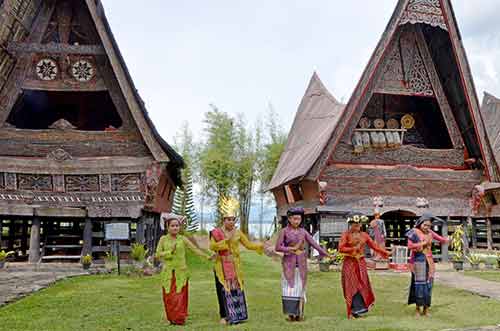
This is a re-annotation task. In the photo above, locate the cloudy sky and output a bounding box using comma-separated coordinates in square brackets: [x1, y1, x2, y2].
[102, 0, 500, 143]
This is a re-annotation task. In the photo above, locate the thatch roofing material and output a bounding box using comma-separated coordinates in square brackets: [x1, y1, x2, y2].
[268, 73, 345, 190]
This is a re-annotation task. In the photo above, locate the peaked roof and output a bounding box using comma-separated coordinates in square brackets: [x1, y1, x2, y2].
[0, 1, 183, 171]
[88, 0, 183, 168]
[306, 0, 496, 181]
[480, 92, 500, 181]
[268, 73, 345, 190]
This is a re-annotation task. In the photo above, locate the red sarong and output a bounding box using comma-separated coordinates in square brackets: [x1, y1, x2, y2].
[162, 272, 189, 325]
[341, 256, 375, 318]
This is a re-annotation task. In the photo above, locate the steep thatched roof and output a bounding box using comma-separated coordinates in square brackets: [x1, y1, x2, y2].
[268, 73, 345, 190]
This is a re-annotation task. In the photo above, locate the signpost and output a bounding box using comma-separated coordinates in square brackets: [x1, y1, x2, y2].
[105, 223, 129, 275]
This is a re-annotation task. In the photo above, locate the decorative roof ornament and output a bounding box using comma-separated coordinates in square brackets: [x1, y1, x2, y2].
[47, 148, 72, 162]
[359, 117, 371, 129]
[36, 58, 58, 81]
[373, 118, 385, 129]
[72, 60, 94, 82]
[401, 114, 415, 129]
[399, 0, 447, 31]
[49, 119, 77, 130]
[386, 118, 400, 129]
[373, 196, 384, 208]
[416, 197, 429, 208]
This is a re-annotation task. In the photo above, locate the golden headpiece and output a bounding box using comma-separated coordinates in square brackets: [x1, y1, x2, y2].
[220, 195, 240, 219]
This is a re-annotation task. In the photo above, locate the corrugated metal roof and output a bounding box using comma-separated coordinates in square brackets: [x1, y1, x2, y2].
[268, 72, 345, 190]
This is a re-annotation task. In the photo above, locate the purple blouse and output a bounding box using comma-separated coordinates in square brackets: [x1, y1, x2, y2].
[275, 226, 328, 288]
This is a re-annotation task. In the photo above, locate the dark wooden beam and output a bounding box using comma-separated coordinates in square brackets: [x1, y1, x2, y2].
[7, 42, 105, 55]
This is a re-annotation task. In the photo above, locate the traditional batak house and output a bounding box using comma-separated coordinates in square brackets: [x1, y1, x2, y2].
[269, 0, 500, 256]
[0, 0, 183, 262]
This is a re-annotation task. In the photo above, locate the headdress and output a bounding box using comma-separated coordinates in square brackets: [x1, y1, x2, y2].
[346, 212, 369, 224]
[287, 207, 305, 217]
[414, 212, 445, 228]
[220, 195, 240, 219]
[160, 212, 185, 230]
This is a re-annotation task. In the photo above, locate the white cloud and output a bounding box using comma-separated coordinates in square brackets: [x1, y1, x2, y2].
[102, 0, 500, 140]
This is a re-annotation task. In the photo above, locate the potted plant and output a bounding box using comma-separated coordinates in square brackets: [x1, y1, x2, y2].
[318, 241, 331, 272]
[81, 254, 92, 270]
[143, 256, 154, 276]
[104, 252, 117, 272]
[467, 253, 481, 271]
[450, 225, 465, 271]
[332, 249, 344, 272]
[130, 243, 148, 269]
[0, 250, 14, 269]
[484, 256, 496, 270]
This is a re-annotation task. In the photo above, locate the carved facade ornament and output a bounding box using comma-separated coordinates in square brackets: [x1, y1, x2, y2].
[318, 181, 328, 206]
[49, 118, 77, 130]
[111, 174, 142, 192]
[373, 119, 385, 129]
[53, 175, 65, 193]
[373, 196, 384, 208]
[100, 174, 112, 192]
[65, 175, 100, 192]
[399, 0, 447, 31]
[376, 27, 434, 97]
[18, 174, 53, 192]
[71, 60, 94, 82]
[47, 148, 72, 162]
[386, 118, 400, 129]
[358, 117, 371, 129]
[36, 58, 58, 80]
[416, 197, 429, 208]
[401, 114, 415, 129]
[4, 173, 16, 190]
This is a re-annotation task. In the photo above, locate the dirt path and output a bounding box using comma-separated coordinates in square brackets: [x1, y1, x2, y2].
[435, 271, 500, 301]
[0, 264, 89, 306]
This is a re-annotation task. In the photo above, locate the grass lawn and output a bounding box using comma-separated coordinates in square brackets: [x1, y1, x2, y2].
[465, 270, 500, 283]
[2, 252, 500, 331]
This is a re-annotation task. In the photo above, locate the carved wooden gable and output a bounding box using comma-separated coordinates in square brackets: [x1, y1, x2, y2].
[307, 0, 493, 180]
[399, 0, 447, 31]
[375, 26, 434, 97]
[0, 0, 175, 160]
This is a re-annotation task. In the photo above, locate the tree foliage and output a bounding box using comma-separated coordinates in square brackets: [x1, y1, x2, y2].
[199, 106, 237, 224]
[173, 122, 199, 233]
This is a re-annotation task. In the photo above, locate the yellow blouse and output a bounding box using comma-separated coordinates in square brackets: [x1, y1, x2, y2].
[210, 229, 264, 291]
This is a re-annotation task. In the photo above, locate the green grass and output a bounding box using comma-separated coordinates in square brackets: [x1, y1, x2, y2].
[2, 252, 500, 331]
[465, 270, 500, 283]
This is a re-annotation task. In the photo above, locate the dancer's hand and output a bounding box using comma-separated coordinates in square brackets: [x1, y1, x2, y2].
[294, 249, 304, 256]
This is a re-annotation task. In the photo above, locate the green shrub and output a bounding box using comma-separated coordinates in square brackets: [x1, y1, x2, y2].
[130, 243, 148, 262]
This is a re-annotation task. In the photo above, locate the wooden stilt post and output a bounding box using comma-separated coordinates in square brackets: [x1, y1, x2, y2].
[82, 218, 93, 257]
[28, 216, 41, 264]
[441, 217, 449, 262]
[471, 218, 478, 249]
[462, 218, 470, 255]
[136, 216, 145, 244]
[486, 217, 493, 251]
